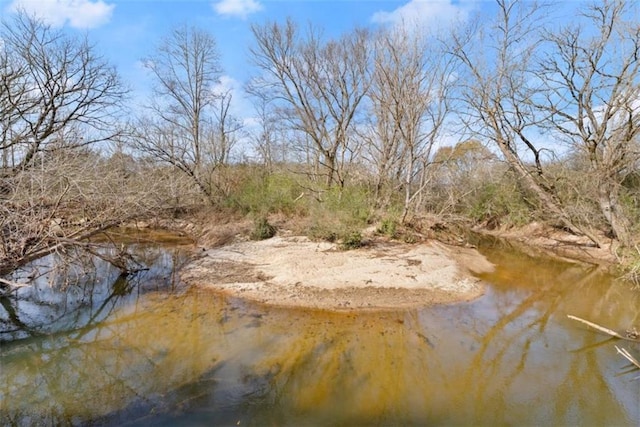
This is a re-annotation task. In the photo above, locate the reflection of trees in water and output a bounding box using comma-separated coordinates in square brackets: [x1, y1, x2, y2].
[1, 244, 639, 426]
[450, 250, 640, 425]
[0, 258, 121, 341]
[214, 253, 639, 425]
[0, 244, 189, 341]
[1, 310, 161, 425]
[0, 282, 234, 425]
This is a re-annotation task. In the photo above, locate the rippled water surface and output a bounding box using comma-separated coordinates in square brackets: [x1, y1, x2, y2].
[1, 236, 639, 426]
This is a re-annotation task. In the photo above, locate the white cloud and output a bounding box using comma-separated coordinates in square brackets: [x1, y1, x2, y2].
[213, 75, 241, 97]
[213, 0, 262, 19]
[213, 75, 253, 118]
[8, 0, 115, 29]
[372, 0, 475, 32]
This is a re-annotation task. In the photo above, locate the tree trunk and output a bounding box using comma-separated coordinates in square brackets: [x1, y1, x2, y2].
[597, 178, 631, 247]
[401, 156, 414, 224]
[324, 152, 337, 188]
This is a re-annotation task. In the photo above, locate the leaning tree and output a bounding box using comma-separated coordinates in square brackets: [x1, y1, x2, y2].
[449, 0, 604, 246]
[537, 0, 640, 247]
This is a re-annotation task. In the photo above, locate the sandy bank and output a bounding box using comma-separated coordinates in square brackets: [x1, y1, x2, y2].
[180, 236, 494, 311]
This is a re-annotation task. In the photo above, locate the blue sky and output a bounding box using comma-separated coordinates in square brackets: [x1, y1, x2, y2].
[0, 0, 492, 116]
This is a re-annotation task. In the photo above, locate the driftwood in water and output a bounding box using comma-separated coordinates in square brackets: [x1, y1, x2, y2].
[567, 315, 640, 343]
[615, 346, 640, 370]
[568, 315, 640, 375]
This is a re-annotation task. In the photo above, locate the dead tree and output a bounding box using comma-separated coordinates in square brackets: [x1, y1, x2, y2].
[0, 12, 125, 175]
[367, 26, 454, 220]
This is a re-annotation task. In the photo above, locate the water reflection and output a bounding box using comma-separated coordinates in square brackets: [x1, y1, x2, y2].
[0, 236, 192, 341]
[1, 239, 639, 426]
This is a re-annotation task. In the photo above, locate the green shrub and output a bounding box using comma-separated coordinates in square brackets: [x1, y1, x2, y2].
[620, 188, 640, 238]
[308, 223, 339, 242]
[322, 185, 373, 225]
[377, 217, 398, 238]
[250, 217, 276, 240]
[340, 230, 363, 250]
[299, 184, 373, 243]
[228, 171, 303, 216]
[224, 168, 378, 245]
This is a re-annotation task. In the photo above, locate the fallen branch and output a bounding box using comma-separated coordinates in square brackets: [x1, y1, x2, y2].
[567, 314, 640, 342]
[0, 277, 30, 295]
[615, 346, 640, 370]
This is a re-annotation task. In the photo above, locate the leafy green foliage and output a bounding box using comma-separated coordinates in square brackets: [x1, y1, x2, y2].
[228, 170, 305, 216]
[307, 223, 339, 242]
[619, 187, 640, 237]
[302, 184, 373, 242]
[321, 185, 373, 225]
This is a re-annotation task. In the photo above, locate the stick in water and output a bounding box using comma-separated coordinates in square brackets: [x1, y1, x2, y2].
[567, 314, 626, 340]
[615, 346, 640, 370]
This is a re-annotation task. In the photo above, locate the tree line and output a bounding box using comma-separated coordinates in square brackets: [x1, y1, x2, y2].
[1, 0, 639, 284]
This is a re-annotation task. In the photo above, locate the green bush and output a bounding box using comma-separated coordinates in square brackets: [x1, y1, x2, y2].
[228, 171, 303, 216]
[620, 188, 640, 238]
[321, 185, 373, 225]
[307, 223, 339, 242]
[250, 217, 276, 240]
[300, 183, 373, 243]
[377, 217, 398, 238]
[223, 167, 377, 245]
[340, 230, 363, 250]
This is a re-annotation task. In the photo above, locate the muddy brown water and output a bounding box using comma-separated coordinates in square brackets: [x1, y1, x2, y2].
[1, 234, 639, 426]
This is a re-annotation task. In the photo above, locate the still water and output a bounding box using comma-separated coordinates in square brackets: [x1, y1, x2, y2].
[1, 235, 639, 426]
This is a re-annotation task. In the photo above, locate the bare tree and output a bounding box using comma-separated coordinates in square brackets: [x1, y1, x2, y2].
[133, 25, 237, 203]
[366, 26, 454, 221]
[0, 12, 125, 175]
[449, 0, 603, 244]
[209, 90, 243, 166]
[248, 92, 289, 171]
[537, 0, 640, 247]
[248, 19, 371, 188]
[0, 13, 148, 285]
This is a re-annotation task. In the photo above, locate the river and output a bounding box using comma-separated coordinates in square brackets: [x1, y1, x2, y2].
[0, 232, 638, 426]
